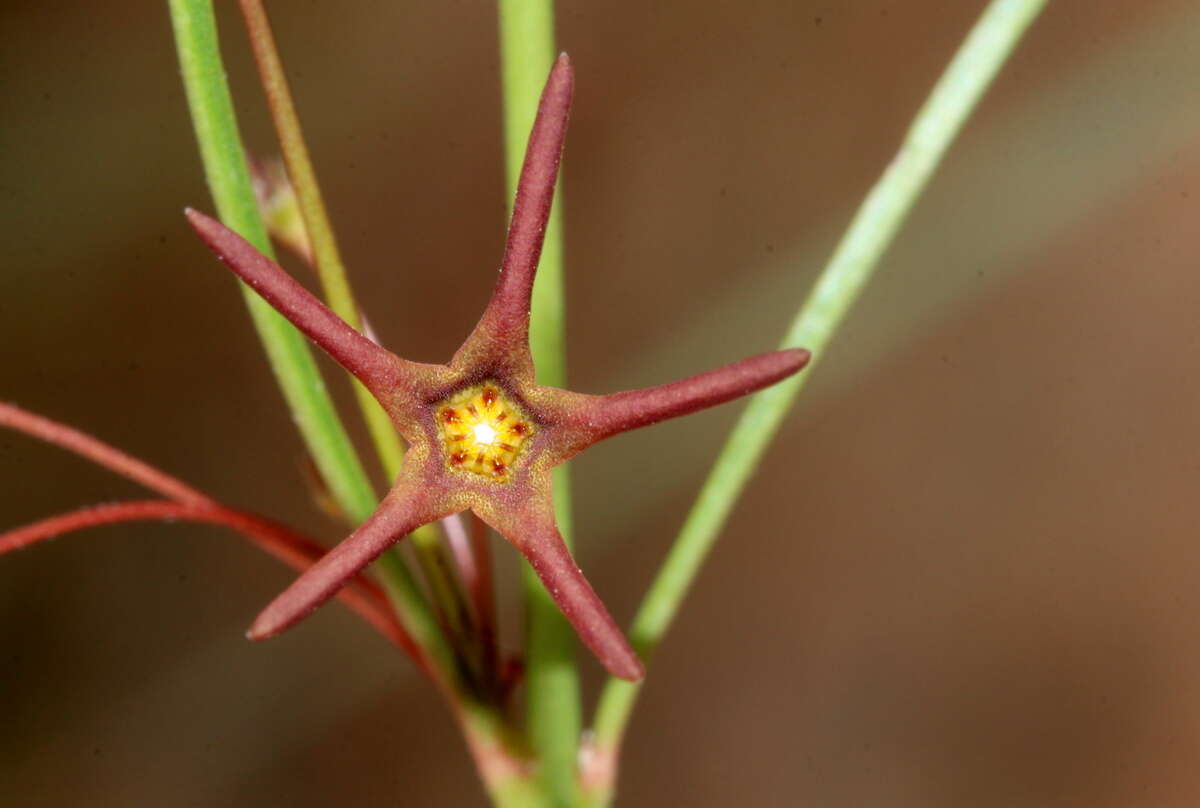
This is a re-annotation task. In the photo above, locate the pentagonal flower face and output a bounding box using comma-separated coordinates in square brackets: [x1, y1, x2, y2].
[186, 54, 811, 681]
[436, 384, 533, 482]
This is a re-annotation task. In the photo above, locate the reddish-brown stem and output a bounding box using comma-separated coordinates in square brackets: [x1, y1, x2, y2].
[468, 512, 500, 686]
[454, 53, 573, 374]
[443, 513, 478, 591]
[0, 402, 214, 506]
[0, 401, 426, 664]
[441, 513, 501, 693]
[442, 513, 498, 650]
[468, 514, 498, 639]
[0, 500, 419, 657]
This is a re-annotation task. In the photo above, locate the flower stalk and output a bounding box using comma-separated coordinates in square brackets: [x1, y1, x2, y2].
[497, 1, 579, 799]
[167, 0, 376, 524]
[0, 402, 418, 659]
[587, 1, 1050, 802]
[236, 0, 407, 480]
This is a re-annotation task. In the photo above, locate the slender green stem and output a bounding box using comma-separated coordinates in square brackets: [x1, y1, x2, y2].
[168, 0, 441, 681]
[235, 0, 475, 676]
[169, 0, 376, 523]
[499, 1, 580, 804]
[377, 555, 542, 805]
[237, 0, 406, 481]
[485, 776, 549, 808]
[589, 0, 1049, 793]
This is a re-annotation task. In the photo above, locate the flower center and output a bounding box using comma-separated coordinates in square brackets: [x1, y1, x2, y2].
[473, 423, 498, 445]
[437, 385, 532, 481]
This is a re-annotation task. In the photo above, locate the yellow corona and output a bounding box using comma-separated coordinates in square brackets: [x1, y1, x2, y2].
[436, 385, 532, 481]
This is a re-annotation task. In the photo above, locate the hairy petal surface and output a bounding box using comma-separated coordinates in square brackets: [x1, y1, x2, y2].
[479, 492, 644, 681]
[453, 54, 573, 377]
[248, 467, 445, 640]
[547, 348, 811, 459]
[186, 209, 435, 419]
[180, 55, 811, 678]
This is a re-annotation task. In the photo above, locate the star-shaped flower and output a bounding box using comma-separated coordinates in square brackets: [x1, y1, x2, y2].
[186, 54, 809, 681]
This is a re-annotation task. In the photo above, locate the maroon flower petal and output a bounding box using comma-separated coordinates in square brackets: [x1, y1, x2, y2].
[453, 54, 574, 377]
[479, 495, 645, 681]
[185, 209, 431, 415]
[552, 348, 810, 456]
[248, 470, 444, 640]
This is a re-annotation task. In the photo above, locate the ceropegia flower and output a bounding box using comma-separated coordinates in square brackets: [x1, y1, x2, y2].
[186, 54, 810, 681]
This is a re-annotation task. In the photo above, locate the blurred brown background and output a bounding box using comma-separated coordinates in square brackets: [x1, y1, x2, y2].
[4, 0, 1200, 804]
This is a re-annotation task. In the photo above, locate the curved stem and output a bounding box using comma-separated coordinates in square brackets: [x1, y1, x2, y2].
[0, 402, 213, 506]
[589, 0, 1050, 795]
[0, 500, 418, 656]
[236, 0, 407, 480]
[498, 2, 582, 803]
[167, 0, 381, 525]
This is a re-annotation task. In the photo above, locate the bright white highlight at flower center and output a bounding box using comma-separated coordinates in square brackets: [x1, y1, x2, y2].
[438, 385, 532, 481]
[473, 423, 498, 446]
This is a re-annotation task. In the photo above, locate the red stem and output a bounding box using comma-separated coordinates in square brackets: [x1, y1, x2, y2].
[0, 500, 420, 659]
[0, 402, 214, 506]
[0, 401, 425, 665]
[443, 513, 478, 591]
[468, 512, 499, 684]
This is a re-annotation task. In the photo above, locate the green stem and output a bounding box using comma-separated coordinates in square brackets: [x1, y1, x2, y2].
[485, 777, 548, 808]
[235, 0, 476, 680]
[237, 0, 406, 482]
[172, 3, 550, 803]
[499, 1, 580, 804]
[377, 556, 541, 806]
[168, 0, 376, 523]
[168, 0, 440, 681]
[589, 0, 1049, 794]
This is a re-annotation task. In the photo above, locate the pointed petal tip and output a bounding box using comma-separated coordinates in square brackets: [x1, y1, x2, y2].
[784, 347, 812, 372]
[550, 51, 574, 86]
[611, 653, 646, 682]
[245, 612, 280, 642]
[245, 579, 333, 643]
[184, 207, 220, 240]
